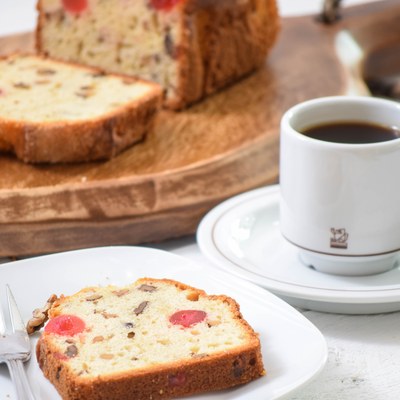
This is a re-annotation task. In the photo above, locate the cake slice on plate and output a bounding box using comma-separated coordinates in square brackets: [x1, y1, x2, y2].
[35, 278, 265, 400]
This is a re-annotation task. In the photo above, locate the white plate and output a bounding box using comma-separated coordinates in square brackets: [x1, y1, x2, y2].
[197, 185, 400, 314]
[0, 246, 326, 400]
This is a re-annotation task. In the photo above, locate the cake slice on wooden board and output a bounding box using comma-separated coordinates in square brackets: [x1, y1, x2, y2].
[34, 277, 265, 400]
[0, 54, 162, 163]
[36, 0, 280, 110]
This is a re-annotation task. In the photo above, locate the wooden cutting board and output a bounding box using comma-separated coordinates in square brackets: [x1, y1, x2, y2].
[0, 0, 396, 257]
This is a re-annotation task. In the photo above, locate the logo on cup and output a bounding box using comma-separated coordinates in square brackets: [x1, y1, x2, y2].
[330, 228, 349, 249]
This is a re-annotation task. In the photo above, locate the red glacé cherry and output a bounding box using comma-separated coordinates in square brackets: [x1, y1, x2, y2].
[150, 0, 181, 11]
[169, 310, 207, 328]
[62, 0, 88, 14]
[45, 315, 85, 336]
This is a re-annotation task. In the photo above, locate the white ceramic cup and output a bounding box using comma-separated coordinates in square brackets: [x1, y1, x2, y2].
[279, 96, 400, 276]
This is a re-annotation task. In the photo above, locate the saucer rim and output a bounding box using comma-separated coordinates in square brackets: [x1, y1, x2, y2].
[197, 184, 400, 313]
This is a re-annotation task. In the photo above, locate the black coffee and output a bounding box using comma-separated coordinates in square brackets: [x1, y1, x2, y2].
[301, 121, 400, 144]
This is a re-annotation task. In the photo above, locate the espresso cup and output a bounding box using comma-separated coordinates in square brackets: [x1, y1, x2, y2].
[279, 96, 400, 276]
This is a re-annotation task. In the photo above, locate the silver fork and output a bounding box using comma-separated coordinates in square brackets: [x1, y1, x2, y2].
[0, 285, 36, 400]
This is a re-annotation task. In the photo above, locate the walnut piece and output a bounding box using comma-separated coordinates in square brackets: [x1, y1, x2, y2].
[85, 294, 103, 302]
[65, 344, 78, 358]
[138, 284, 157, 292]
[134, 301, 149, 315]
[26, 294, 58, 335]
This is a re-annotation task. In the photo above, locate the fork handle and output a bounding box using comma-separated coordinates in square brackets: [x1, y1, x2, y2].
[6, 358, 36, 400]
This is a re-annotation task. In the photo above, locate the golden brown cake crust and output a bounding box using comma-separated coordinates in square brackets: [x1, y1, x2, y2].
[0, 55, 162, 164]
[36, 278, 265, 400]
[37, 338, 264, 400]
[168, 0, 280, 109]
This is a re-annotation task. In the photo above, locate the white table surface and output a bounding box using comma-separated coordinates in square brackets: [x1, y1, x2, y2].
[2, 1, 399, 399]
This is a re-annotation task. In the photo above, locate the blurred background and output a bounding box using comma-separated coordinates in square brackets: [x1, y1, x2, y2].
[0, 0, 380, 36]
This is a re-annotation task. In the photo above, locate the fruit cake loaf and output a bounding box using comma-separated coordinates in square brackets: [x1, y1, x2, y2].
[36, 278, 265, 400]
[36, 0, 280, 110]
[0, 54, 162, 163]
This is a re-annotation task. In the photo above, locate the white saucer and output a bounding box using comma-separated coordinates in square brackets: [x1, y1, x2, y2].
[197, 185, 400, 314]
